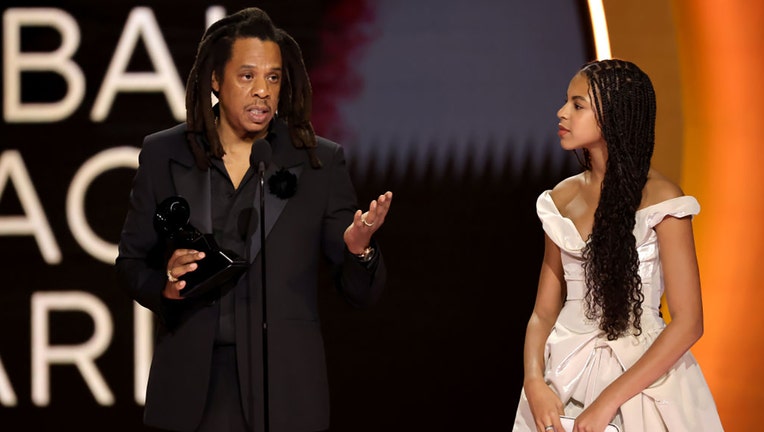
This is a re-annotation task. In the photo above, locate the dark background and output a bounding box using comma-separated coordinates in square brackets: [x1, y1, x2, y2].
[0, 1, 590, 429]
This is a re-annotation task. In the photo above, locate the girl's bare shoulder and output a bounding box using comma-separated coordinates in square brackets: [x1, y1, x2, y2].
[550, 173, 586, 208]
[641, 168, 685, 209]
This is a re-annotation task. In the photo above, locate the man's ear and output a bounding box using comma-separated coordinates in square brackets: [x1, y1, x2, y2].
[211, 71, 220, 93]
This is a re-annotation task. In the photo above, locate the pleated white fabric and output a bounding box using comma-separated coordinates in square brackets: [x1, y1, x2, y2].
[513, 191, 723, 432]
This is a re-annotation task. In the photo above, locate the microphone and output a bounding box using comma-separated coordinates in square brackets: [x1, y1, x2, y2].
[250, 138, 272, 174]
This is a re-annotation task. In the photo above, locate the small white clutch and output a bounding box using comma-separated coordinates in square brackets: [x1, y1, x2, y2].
[559, 415, 620, 432]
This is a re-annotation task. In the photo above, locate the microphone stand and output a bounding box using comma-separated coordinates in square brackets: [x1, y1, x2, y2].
[257, 160, 270, 432]
[248, 138, 271, 432]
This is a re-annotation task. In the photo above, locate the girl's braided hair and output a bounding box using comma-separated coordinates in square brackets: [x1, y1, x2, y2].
[579, 59, 656, 340]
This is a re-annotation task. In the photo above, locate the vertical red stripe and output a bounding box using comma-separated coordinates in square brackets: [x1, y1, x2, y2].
[310, 1, 376, 142]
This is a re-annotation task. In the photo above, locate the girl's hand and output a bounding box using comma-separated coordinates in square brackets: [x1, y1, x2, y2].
[571, 397, 618, 432]
[524, 378, 564, 432]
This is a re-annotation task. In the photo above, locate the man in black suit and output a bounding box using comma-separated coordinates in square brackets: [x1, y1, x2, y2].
[115, 7, 392, 432]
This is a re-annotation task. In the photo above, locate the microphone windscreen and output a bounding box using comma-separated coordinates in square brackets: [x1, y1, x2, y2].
[250, 138, 272, 170]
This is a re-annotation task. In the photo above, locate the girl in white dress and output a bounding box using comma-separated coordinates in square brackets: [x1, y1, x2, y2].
[513, 59, 723, 432]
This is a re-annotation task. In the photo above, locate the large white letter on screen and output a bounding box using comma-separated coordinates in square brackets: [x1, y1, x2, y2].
[134, 302, 152, 405]
[31, 291, 115, 406]
[67, 146, 139, 264]
[0, 356, 17, 406]
[3, 8, 85, 122]
[0, 150, 61, 264]
[90, 7, 185, 122]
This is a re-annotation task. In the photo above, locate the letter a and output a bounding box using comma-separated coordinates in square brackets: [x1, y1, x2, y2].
[90, 7, 185, 122]
[0, 150, 61, 264]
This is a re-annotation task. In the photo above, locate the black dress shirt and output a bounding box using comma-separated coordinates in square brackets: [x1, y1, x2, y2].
[209, 157, 256, 345]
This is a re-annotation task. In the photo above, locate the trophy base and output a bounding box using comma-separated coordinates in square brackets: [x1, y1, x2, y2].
[177, 234, 249, 298]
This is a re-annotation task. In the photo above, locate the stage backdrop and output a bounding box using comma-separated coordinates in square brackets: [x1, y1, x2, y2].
[0, 1, 591, 430]
[6, 0, 761, 431]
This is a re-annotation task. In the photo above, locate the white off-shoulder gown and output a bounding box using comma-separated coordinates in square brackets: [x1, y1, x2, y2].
[513, 191, 723, 431]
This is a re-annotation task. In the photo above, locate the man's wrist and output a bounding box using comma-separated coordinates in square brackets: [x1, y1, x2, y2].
[354, 246, 375, 263]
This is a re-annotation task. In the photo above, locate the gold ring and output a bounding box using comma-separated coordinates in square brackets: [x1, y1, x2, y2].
[167, 269, 179, 283]
[361, 216, 375, 227]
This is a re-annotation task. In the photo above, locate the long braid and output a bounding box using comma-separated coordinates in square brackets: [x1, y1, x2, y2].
[579, 59, 656, 340]
[276, 28, 321, 168]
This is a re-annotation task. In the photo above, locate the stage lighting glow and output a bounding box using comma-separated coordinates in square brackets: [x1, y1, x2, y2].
[588, 0, 611, 59]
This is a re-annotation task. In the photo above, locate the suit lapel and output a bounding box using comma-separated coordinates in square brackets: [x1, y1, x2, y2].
[248, 163, 303, 262]
[247, 121, 305, 263]
[165, 120, 306, 263]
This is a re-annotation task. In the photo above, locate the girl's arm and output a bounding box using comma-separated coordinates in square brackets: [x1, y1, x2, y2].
[523, 233, 567, 432]
[574, 215, 704, 430]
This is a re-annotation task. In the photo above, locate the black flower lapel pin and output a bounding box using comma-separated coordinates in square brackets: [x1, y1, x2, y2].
[267, 167, 298, 199]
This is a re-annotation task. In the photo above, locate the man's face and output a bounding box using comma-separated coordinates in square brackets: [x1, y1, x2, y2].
[212, 37, 282, 141]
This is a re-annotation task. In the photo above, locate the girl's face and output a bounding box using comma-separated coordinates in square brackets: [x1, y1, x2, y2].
[556, 72, 605, 151]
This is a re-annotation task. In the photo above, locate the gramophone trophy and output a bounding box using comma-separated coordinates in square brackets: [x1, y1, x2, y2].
[153, 196, 248, 298]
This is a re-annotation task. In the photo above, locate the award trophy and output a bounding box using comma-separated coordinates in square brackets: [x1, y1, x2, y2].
[153, 196, 248, 298]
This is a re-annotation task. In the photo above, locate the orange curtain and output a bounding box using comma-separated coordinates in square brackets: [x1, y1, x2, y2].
[674, 1, 764, 430]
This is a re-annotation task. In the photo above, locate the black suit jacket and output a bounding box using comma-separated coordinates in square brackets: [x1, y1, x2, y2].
[115, 120, 386, 432]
